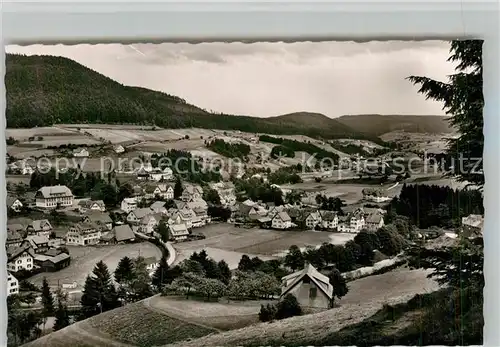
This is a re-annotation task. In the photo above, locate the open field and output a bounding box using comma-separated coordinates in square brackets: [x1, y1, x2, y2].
[165, 268, 440, 347]
[173, 223, 356, 268]
[6, 126, 77, 139]
[28, 242, 162, 290]
[148, 296, 276, 331]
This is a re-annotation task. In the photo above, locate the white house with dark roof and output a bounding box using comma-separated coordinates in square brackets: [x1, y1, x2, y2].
[73, 148, 89, 157]
[121, 197, 138, 213]
[7, 246, 35, 272]
[319, 211, 338, 230]
[7, 272, 19, 296]
[66, 222, 102, 246]
[35, 185, 74, 208]
[305, 211, 322, 229]
[272, 211, 292, 229]
[280, 263, 333, 309]
[365, 212, 385, 232]
[127, 208, 154, 224]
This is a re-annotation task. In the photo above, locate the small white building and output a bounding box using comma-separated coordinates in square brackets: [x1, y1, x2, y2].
[114, 145, 125, 154]
[169, 223, 189, 241]
[73, 148, 89, 158]
[7, 272, 19, 296]
[35, 185, 74, 209]
[121, 197, 138, 213]
[272, 211, 292, 229]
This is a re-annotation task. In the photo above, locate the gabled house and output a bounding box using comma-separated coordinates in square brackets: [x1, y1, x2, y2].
[114, 145, 125, 154]
[27, 219, 53, 237]
[319, 211, 338, 230]
[127, 208, 154, 224]
[150, 201, 168, 214]
[305, 211, 322, 229]
[7, 272, 19, 296]
[82, 212, 113, 230]
[365, 213, 385, 232]
[26, 235, 50, 254]
[281, 263, 333, 309]
[272, 212, 292, 230]
[121, 198, 138, 213]
[6, 230, 25, 248]
[35, 185, 74, 208]
[140, 213, 163, 235]
[168, 223, 189, 241]
[102, 225, 135, 244]
[362, 188, 391, 203]
[180, 185, 203, 202]
[34, 248, 71, 272]
[73, 148, 89, 158]
[78, 199, 106, 213]
[338, 212, 365, 233]
[168, 208, 194, 229]
[7, 246, 35, 272]
[7, 196, 23, 212]
[66, 222, 102, 246]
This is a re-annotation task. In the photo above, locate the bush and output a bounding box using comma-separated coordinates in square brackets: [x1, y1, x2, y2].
[258, 303, 277, 322]
[275, 294, 302, 320]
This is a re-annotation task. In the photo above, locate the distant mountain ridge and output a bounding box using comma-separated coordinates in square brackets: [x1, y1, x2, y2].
[336, 114, 454, 136]
[5, 54, 379, 143]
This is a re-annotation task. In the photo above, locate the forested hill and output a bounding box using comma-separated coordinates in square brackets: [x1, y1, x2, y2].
[5, 54, 379, 142]
[337, 114, 454, 136]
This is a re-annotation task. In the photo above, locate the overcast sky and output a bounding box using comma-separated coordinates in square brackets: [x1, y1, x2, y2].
[6, 41, 455, 118]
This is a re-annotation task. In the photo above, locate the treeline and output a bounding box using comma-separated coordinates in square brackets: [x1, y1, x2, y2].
[270, 145, 295, 159]
[329, 141, 371, 157]
[6, 54, 377, 142]
[267, 165, 303, 185]
[234, 177, 285, 205]
[388, 184, 484, 229]
[259, 135, 340, 165]
[206, 139, 251, 159]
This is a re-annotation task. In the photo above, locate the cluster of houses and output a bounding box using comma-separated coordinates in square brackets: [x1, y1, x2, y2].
[230, 199, 385, 233]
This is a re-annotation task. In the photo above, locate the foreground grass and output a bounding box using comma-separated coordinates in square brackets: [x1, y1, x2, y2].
[86, 301, 217, 347]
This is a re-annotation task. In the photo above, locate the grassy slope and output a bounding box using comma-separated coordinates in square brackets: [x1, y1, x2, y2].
[6, 54, 374, 142]
[21, 300, 217, 347]
[337, 114, 453, 136]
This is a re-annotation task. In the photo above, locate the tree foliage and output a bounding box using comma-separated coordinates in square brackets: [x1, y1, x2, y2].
[408, 40, 484, 187]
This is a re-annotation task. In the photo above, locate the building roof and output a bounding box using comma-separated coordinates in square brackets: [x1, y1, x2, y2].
[70, 222, 100, 233]
[273, 211, 291, 222]
[7, 196, 21, 207]
[78, 199, 105, 209]
[7, 224, 25, 233]
[141, 213, 163, 225]
[366, 213, 383, 224]
[36, 252, 70, 264]
[281, 263, 333, 300]
[36, 185, 73, 198]
[320, 210, 337, 221]
[7, 230, 24, 242]
[130, 208, 154, 219]
[150, 201, 166, 209]
[8, 245, 35, 262]
[85, 211, 113, 224]
[30, 219, 52, 232]
[26, 235, 50, 246]
[114, 225, 135, 242]
[169, 223, 189, 235]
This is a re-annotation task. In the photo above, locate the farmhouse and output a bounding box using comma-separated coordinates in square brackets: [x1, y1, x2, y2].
[272, 212, 292, 230]
[127, 208, 154, 224]
[26, 235, 50, 254]
[7, 272, 19, 296]
[319, 211, 338, 230]
[7, 246, 35, 272]
[305, 211, 322, 229]
[338, 211, 365, 233]
[362, 188, 391, 203]
[102, 225, 136, 244]
[82, 212, 113, 230]
[35, 185, 74, 208]
[280, 263, 333, 309]
[6, 230, 25, 248]
[27, 219, 53, 237]
[365, 213, 385, 232]
[168, 223, 189, 241]
[66, 222, 102, 246]
[7, 196, 23, 212]
[121, 197, 138, 213]
[180, 185, 203, 202]
[78, 199, 106, 213]
[73, 148, 89, 157]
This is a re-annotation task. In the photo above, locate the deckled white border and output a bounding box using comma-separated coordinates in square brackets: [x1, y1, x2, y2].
[1, 1, 498, 347]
